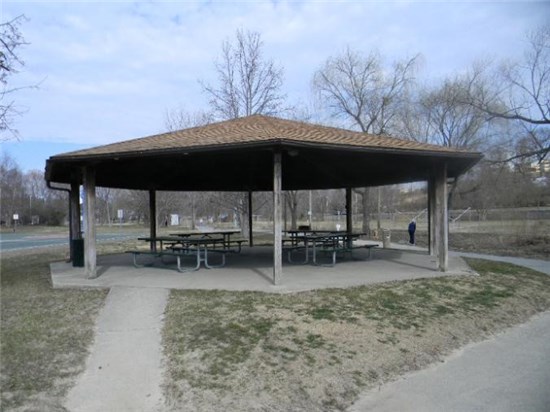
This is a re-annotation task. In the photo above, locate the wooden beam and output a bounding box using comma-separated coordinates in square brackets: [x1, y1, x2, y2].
[248, 191, 254, 247]
[273, 152, 283, 285]
[435, 163, 448, 271]
[83, 166, 97, 279]
[149, 190, 157, 252]
[428, 172, 436, 256]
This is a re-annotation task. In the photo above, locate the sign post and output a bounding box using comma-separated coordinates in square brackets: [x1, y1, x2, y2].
[117, 209, 124, 228]
[12, 214, 19, 232]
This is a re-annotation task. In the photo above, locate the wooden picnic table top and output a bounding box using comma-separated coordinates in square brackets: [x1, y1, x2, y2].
[138, 236, 224, 244]
[169, 230, 241, 237]
[138, 236, 186, 242]
[284, 229, 334, 234]
[284, 231, 365, 239]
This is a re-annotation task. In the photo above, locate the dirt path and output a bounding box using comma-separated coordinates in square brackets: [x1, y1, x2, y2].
[64, 286, 168, 412]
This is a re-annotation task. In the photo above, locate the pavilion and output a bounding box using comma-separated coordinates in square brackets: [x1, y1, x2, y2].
[45, 115, 482, 284]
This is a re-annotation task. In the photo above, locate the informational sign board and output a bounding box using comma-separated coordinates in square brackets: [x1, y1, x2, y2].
[170, 214, 179, 226]
[117, 209, 124, 219]
[13, 214, 19, 220]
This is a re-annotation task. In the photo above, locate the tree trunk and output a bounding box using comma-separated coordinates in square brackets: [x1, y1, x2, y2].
[377, 187, 381, 232]
[106, 203, 111, 226]
[448, 177, 459, 215]
[191, 193, 196, 230]
[356, 187, 371, 237]
[239, 193, 250, 239]
[285, 191, 299, 230]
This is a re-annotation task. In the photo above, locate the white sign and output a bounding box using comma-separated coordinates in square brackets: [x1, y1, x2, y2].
[13, 214, 19, 220]
[170, 214, 179, 226]
[117, 209, 124, 219]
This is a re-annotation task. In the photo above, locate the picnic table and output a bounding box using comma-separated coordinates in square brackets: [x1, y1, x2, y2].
[169, 230, 245, 252]
[128, 235, 228, 272]
[137, 236, 185, 252]
[284, 229, 335, 246]
[283, 231, 376, 266]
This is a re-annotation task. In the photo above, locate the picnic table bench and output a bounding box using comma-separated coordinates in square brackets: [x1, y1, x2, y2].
[315, 242, 378, 267]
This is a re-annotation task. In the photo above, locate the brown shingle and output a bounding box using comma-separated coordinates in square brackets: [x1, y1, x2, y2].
[54, 114, 473, 159]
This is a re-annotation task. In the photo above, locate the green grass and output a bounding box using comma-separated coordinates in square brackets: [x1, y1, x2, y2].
[2, 242, 547, 411]
[0, 250, 108, 410]
[162, 259, 550, 411]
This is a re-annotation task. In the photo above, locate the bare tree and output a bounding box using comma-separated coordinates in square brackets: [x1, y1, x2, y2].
[312, 47, 419, 235]
[1, 15, 32, 140]
[393, 67, 505, 211]
[164, 107, 214, 132]
[199, 29, 288, 237]
[464, 25, 550, 162]
[162, 107, 216, 230]
[1, 156, 67, 226]
[0, 152, 25, 225]
[96, 187, 114, 225]
[419, 76, 492, 150]
[121, 190, 149, 224]
[313, 47, 420, 135]
[201, 28, 286, 119]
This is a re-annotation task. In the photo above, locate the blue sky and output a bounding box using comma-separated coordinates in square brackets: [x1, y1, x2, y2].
[1, 0, 548, 172]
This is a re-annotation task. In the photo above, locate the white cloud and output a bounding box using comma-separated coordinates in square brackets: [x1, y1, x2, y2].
[2, 0, 548, 145]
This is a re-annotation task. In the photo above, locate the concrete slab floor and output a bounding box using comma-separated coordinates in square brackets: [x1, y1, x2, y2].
[50, 246, 475, 293]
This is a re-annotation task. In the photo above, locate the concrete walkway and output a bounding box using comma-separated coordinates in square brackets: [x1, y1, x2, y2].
[349, 311, 550, 412]
[65, 286, 168, 412]
[451, 251, 550, 275]
[383, 241, 549, 275]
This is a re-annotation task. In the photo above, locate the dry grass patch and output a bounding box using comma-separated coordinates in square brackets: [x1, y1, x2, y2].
[391, 228, 550, 260]
[0, 250, 108, 411]
[162, 259, 550, 411]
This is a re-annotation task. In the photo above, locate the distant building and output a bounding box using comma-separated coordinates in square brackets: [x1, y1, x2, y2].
[530, 160, 550, 178]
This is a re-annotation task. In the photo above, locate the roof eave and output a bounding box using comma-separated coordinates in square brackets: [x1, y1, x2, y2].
[47, 138, 482, 163]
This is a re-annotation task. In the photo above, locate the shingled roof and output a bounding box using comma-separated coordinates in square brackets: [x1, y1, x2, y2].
[46, 114, 482, 191]
[53, 114, 468, 159]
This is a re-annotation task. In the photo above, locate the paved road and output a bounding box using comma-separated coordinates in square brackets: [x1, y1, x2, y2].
[349, 312, 550, 412]
[0, 232, 135, 252]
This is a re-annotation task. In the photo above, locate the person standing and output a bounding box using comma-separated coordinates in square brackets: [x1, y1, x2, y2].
[408, 219, 416, 245]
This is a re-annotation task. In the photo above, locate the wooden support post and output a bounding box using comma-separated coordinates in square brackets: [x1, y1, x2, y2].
[428, 172, 436, 256]
[83, 166, 97, 278]
[248, 190, 254, 247]
[435, 163, 448, 271]
[69, 180, 81, 262]
[345, 187, 353, 247]
[273, 152, 283, 285]
[149, 190, 157, 252]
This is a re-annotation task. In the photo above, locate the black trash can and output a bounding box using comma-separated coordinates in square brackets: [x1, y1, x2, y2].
[72, 238, 84, 267]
